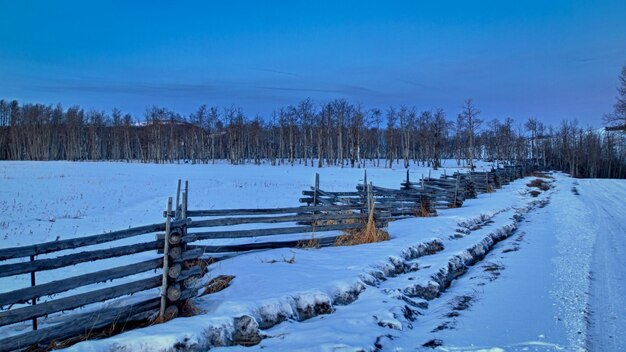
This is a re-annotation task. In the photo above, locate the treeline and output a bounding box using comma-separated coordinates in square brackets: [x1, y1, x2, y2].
[0, 98, 624, 178]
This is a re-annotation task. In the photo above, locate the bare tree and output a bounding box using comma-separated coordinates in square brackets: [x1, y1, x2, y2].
[604, 64, 626, 134]
[461, 99, 482, 170]
[385, 107, 397, 168]
[2, 97, 625, 178]
[431, 109, 450, 170]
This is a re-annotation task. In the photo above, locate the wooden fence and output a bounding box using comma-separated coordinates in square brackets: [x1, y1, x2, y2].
[163, 180, 391, 256]
[0, 189, 200, 352]
[0, 162, 538, 351]
[302, 163, 537, 217]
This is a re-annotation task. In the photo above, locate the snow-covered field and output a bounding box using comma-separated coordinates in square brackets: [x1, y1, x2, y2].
[0, 161, 624, 351]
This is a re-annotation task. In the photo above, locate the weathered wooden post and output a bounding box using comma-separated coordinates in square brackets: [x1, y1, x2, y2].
[313, 173, 319, 206]
[182, 191, 187, 221]
[367, 182, 373, 214]
[184, 180, 189, 210]
[160, 183, 204, 320]
[159, 197, 173, 319]
[30, 255, 37, 331]
[454, 175, 460, 207]
[364, 170, 368, 189]
[175, 179, 182, 220]
[485, 171, 488, 191]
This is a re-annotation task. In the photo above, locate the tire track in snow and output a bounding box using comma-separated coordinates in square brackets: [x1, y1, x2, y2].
[550, 179, 595, 351]
[582, 179, 626, 351]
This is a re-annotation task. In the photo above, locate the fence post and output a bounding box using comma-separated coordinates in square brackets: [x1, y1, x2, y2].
[454, 175, 460, 207]
[367, 182, 374, 214]
[313, 173, 319, 206]
[364, 169, 368, 189]
[30, 255, 37, 331]
[485, 171, 488, 190]
[182, 190, 188, 220]
[175, 179, 182, 220]
[162, 183, 204, 320]
[159, 197, 173, 319]
[184, 180, 189, 211]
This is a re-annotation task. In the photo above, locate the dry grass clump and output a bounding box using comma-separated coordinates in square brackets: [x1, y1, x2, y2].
[200, 275, 235, 297]
[334, 206, 389, 246]
[527, 178, 551, 191]
[415, 201, 432, 217]
[297, 235, 320, 249]
[180, 300, 204, 317]
[529, 190, 541, 197]
[486, 184, 495, 193]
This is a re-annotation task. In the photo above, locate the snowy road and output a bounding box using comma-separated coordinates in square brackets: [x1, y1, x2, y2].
[383, 175, 625, 351]
[581, 179, 626, 351]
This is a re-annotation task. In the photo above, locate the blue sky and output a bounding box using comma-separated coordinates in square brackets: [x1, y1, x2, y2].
[1, 0, 625, 126]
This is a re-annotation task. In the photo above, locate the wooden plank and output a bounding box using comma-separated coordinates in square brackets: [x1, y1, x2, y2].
[0, 241, 161, 278]
[0, 275, 162, 327]
[185, 204, 369, 217]
[0, 219, 189, 261]
[187, 212, 372, 229]
[303, 190, 362, 197]
[0, 257, 163, 307]
[189, 236, 341, 253]
[190, 221, 387, 240]
[421, 184, 447, 192]
[0, 298, 160, 352]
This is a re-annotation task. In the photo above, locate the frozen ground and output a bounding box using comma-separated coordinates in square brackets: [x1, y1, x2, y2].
[0, 161, 624, 351]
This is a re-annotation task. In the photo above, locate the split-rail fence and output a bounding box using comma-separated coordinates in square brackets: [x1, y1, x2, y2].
[0, 162, 536, 351]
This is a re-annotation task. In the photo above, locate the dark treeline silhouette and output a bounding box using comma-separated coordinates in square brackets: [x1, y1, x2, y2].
[0, 97, 624, 179]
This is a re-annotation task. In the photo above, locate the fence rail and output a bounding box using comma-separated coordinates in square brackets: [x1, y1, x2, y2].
[0, 192, 200, 352]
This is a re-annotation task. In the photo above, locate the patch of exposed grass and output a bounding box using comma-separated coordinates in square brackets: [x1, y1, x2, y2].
[200, 275, 235, 297]
[334, 206, 389, 246]
[297, 235, 320, 249]
[415, 200, 432, 217]
[527, 178, 551, 191]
